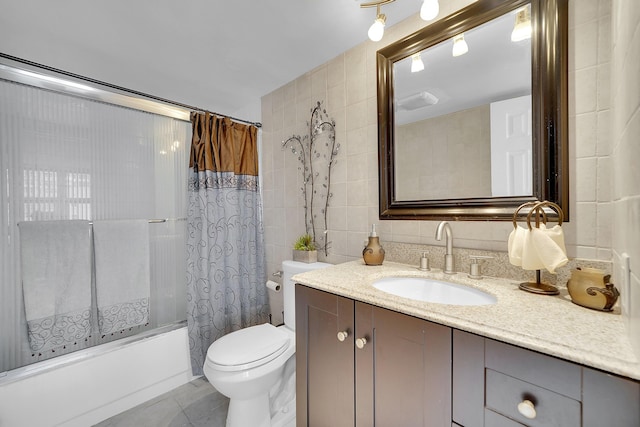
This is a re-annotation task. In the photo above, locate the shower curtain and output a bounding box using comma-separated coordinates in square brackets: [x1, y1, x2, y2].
[186, 112, 269, 375]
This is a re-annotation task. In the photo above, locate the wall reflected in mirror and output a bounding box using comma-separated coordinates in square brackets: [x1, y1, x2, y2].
[393, 6, 532, 201]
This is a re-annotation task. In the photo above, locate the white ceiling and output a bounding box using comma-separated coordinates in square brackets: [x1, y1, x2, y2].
[0, 0, 423, 119]
[394, 9, 531, 125]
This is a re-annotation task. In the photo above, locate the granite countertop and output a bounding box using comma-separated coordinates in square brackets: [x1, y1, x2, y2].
[292, 260, 640, 381]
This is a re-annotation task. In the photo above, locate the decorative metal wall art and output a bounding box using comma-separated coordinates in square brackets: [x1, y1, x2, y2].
[282, 101, 339, 256]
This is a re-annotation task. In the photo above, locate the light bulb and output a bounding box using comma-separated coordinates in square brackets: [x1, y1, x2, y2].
[511, 8, 532, 42]
[368, 14, 386, 42]
[452, 34, 469, 57]
[420, 0, 439, 21]
[411, 53, 424, 72]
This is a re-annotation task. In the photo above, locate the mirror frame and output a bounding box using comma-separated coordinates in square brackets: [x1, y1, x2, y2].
[377, 0, 568, 221]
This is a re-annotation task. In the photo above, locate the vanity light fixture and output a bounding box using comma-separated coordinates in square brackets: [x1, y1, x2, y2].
[361, 0, 396, 42]
[511, 6, 532, 42]
[410, 53, 425, 72]
[368, 8, 386, 42]
[420, 0, 439, 21]
[452, 33, 469, 57]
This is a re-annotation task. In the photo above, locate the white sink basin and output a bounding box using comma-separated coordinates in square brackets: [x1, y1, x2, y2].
[372, 277, 496, 306]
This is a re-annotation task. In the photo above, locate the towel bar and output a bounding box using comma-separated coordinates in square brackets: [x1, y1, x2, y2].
[18, 218, 187, 226]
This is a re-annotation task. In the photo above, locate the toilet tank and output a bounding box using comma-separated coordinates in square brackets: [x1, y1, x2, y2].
[282, 260, 331, 331]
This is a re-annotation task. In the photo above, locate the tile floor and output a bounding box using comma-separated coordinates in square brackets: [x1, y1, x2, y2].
[93, 378, 229, 427]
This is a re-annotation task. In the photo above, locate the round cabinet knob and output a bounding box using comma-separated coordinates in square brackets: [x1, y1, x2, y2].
[337, 331, 349, 342]
[517, 399, 537, 419]
[355, 337, 367, 349]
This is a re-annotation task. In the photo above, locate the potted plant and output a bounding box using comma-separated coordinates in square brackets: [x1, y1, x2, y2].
[293, 234, 318, 263]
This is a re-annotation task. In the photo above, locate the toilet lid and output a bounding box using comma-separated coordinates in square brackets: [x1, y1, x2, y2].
[206, 323, 290, 372]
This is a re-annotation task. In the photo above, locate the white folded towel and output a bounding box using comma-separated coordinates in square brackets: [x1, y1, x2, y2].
[519, 223, 568, 273]
[93, 220, 150, 334]
[508, 225, 527, 267]
[521, 227, 545, 271]
[19, 220, 92, 351]
[530, 223, 568, 274]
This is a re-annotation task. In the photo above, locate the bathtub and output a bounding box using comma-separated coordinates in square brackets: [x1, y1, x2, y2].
[0, 322, 194, 427]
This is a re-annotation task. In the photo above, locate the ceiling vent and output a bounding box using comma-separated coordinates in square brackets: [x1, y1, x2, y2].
[397, 91, 439, 111]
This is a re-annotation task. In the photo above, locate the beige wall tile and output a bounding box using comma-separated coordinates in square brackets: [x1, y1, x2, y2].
[345, 100, 368, 131]
[610, 0, 640, 357]
[346, 206, 369, 232]
[327, 54, 345, 88]
[574, 112, 597, 157]
[311, 67, 328, 102]
[346, 180, 369, 206]
[597, 63, 612, 110]
[597, 202, 613, 248]
[576, 157, 598, 201]
[596, 109, 611, 155]
[569, 0, 599, 27]
[262, 0, 619, 279]
[570, 21, 598, 70]
[597, 156, 612, 202]
[574, 67, 598, 114]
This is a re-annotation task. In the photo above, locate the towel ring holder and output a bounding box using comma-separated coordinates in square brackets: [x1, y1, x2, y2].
[525, 201, 563, 230]
[512, 201, 547, 229]
[513, 200, 566, 296]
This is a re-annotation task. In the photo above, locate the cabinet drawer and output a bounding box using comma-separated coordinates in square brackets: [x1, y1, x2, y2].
[485, 369, 581, 426]
[485, 408, 525, 426]
[485, 339, 581, 400]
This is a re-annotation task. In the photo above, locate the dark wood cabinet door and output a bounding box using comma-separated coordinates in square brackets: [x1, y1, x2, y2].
[297, 286, 453, 427]
[582, 367, 640, 427]
[358, 303, 452, 427]
[452, 330, 485, 427]
[354, 302, 374, 427]
[296, 285, 355, 427]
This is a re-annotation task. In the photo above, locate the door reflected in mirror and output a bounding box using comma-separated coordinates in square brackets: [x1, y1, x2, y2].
[393, 7, 532, 201]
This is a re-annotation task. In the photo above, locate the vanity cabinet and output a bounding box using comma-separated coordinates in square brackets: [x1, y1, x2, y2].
[295, 284, 452, 427]
[296, 285, 639, 426]
[452, 330, 640, 427]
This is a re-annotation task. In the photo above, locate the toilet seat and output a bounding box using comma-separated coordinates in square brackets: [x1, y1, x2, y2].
[206, 323, 291, 372]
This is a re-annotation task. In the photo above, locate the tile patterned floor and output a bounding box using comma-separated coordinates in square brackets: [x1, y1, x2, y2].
[93, 378, 229, 427]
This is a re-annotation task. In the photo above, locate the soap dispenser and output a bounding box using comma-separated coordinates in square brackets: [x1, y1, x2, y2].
[419, 252, 430, 271]
[363, 224, 385, 265]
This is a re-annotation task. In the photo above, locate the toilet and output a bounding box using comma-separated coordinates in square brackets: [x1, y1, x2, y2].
[203, 260, 331, 427]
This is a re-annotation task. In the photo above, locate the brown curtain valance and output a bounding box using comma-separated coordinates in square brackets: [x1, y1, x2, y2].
[189, 112, 258, 176]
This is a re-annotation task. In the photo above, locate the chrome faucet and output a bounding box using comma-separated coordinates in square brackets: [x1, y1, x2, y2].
[435, 221, 455, 274]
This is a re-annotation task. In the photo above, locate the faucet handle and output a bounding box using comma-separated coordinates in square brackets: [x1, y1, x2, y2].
[468, 255, 494, 279]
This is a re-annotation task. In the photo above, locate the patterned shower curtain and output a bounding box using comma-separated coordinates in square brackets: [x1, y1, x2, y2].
[186, 112, 269, 376]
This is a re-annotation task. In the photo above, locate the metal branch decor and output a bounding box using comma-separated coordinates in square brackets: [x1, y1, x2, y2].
[282, 101, 339, 256]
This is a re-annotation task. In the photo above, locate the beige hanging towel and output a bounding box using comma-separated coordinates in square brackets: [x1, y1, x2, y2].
[507, 225, 527, 267]
[19, 220, 92, 352]
[93, 220, 150, 334]
[530, 223, 568, 274]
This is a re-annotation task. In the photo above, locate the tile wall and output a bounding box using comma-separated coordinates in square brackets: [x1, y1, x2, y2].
[395, 104, 492, 201]
[610, 0, 640, 355]
[260, 0, 617, 323]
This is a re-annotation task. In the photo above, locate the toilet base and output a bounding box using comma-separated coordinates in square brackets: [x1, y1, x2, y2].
[270, 396, 296, 427]
[224, 393, 296, 427]
[226, 394, 271, 427]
